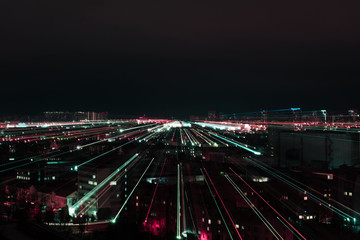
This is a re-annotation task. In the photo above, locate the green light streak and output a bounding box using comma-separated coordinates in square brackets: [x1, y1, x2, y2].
[244, 157, 353, 219]
[70, 153, 139, 216]
[225, 175, 283, 240]
[111, 157, 154, 223]
[209, 132, 261, 155]
[77, 140, 135, 168]
[191, 128, 213, 146]
[200, 169, 233, 240]
[0, 150, 61, 167]
[180, 164, 186, 237]
[47, 161, 68, 164]
[177, 164, 182, 239]
[0, 150, 69, 173]
[276, 217, 302, 240]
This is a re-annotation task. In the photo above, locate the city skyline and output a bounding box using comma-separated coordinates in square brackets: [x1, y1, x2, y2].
[1, 118, 360, 239]
[1, 1, 360, 239]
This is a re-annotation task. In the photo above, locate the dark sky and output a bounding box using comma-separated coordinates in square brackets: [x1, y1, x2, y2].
[1, 0, 360, 118]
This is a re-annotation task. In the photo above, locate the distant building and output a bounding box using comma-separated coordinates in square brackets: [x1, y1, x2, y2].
[268, 127, 360, 169]
[44, 111, 108, 121]
[207, 111, 216, 120]
[84, 112, 108, 121]
[77, 166, 113, 217]
[37, 185, 77, 209]
[218, 112, 224, 120]
[189, 115, 205, 122]
[44, 111, 73, 122]
[5, 181, 76, 210]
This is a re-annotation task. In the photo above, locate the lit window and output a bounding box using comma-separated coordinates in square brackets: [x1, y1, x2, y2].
[208, 219, 211, 224]
[344, 192, 348, 196]
[349, 192, 352, 196]
[304, 196, 308, 200]
[93, 175, 96, 179]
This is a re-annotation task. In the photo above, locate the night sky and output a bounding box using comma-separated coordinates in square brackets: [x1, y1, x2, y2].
[1, 0, 360, 118]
